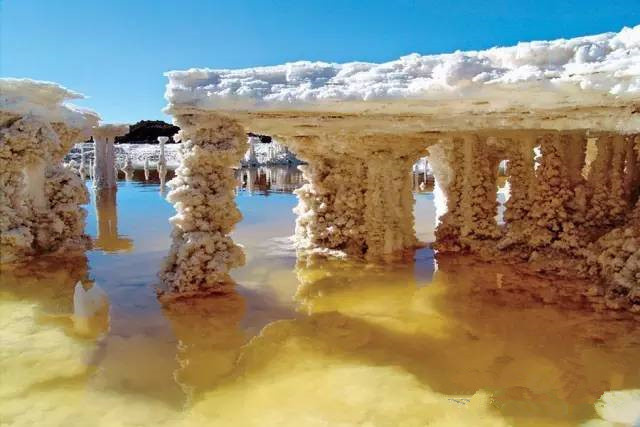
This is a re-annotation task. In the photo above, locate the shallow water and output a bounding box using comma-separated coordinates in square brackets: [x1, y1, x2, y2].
[1, 171, 639, 427]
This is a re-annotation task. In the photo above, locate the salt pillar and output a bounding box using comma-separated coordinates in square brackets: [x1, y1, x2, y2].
[157, 136, 168, 187]
[144, 157, 150, 181]
[121, 155, 134, 181]
[158, 113, 247, 300]
[432, 134, 502, 252]
[244, 136, 259, 166]
[92, 124, 128, 189]
[0, 116, 55, 262]
[291, 137, 422, 261]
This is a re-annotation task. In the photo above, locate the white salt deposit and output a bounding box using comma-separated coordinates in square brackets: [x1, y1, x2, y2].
[0, 78, 99, 129]
[166, 25, 640, 113]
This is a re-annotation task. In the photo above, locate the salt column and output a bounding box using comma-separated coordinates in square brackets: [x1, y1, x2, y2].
[144, 157, 150, 180]
[93, 124, 129, 189]
[245, 136, 258, 166]
[121, 155, 134, 181]
[157, 136, 168, 187]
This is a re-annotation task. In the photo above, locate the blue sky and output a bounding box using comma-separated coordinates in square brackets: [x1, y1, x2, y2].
[2, 0, 639, 123]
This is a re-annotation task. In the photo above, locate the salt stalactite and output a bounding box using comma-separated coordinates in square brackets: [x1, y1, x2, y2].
[586, 134, 629, 227]
[158, 113, 247, 300]
[93, 187, 133, 252]
[291, 138, 422, 261]
[121, 155, 134, 181]
[497, 133, 537, 250]
[93, 124, 128, 189]
[157, 136, 168, 188]
[143, 157, 150, 181]
[431, 135, 502, 253]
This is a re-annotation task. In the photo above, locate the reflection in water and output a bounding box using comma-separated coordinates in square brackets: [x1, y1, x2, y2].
[1, 173, 640, 426]
[93, 187, 133, 252]
[235, 166, 305, 194]
[73, 281, 110, 336]
[162, 292, 247, 403]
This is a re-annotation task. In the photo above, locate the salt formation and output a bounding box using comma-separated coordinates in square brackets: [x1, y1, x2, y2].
[121, 155, 134, 181]
[158, 114, 247, 300]
[92, 124, 128, 189]
[165, 25, 640, 309]
[243, 136, 259, 166]
[78, 146, 88, 179]
[157, 136, 168, 187]
[144, 157, 150, 180]
[0, 78, 99, 263]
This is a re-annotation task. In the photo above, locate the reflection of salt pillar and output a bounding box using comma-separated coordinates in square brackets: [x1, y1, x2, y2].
[93, 124, 129, 189]
[159, 113, 247, 299]
[144, 157, 150, 181]
[247, 167, 257, 193]
[121, 155, 134, 181]
[157, 136, 168, 188]
[73, 281, 110, 336]
[93, 187, 133, 252]
[162, 293, 246, 401]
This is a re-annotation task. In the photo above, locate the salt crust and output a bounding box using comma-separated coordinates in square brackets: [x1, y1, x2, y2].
[166, 25, 640, 115]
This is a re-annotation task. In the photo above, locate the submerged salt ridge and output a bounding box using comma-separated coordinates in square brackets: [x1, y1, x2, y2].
[166, 25, 640, 110]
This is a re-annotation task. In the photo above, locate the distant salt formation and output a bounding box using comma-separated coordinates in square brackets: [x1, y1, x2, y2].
[157, 136, 168, 187]
[143, 157, 150, 180]
[0, 78, 99, 263]
[244, 136, 259, 166]
[158, 114, 247, 300]
[121, 154, 134, 181]
[93, 124, 128, 189]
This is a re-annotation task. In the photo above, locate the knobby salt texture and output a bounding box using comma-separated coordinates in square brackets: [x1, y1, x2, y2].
[0, 115, 91, 262]
[0, 79, 98, 263]
[165, 25, 640, 114]
[427, 131, 640, 313]
[158, 113, 247, 299]
[288, 136, 423, 261]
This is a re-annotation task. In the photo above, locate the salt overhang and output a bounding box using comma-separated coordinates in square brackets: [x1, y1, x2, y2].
[165, 25, 640, 137]
[0, 78, 100, 131]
